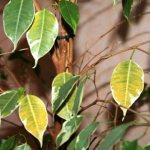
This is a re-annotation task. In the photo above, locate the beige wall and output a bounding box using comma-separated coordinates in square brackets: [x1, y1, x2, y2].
[75, 0, 150, 147]
[0, 0, 150, 149]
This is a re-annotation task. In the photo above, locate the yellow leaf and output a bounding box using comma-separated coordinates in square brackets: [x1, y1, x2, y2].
[19, 95, 48, 147]
[110, 60, 144, 119]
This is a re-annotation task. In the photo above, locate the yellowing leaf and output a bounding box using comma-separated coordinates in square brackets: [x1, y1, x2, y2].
[110, 60, 144, 118]
[26, 9, 58, 68]
[19, 95, 48, 147]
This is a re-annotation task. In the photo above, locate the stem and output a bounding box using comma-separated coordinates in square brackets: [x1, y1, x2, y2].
[50, 0, 75, 144]
[1, 119, 21, 128]
[80, 40, 150, 75]
[130, 49, 136, 59]
[34, 0, 41, 11]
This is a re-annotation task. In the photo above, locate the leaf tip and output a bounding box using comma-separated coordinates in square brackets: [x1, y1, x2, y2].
[39, 139, 43, 148]
[32, 60, 38, 68]
[122, 108, 127, 121]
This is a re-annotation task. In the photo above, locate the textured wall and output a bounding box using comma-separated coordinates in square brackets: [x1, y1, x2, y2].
[0, 0, 150, 148]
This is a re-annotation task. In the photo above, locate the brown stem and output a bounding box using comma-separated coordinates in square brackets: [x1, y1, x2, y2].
[34, 0, 41, 11]
[80, 40, 150, 75]
[50, 2, 75, 145]
[0, 48, 28, 56]
[66, 38, 73, 73]
[2, 118, 21, 128]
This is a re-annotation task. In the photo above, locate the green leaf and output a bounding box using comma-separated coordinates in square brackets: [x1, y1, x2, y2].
[0, 110, 1, 126]
[19, 95, 48, 147]
[0, 88, 24, 118]
[122, 0, 134, 19]
[56, 115, 83, 147]
[140, 84, 150, 100]
[3, 0, 34, 50]
[58, 87, 77, 120]
[73, 77, 87, 115]
[14, 143, 31, 150]
[52, 73, 80, 114]
[145, 145, 150, 150]
[97, 122, 133, 150]
[110, 60, 144, 119]
[121, 140, 144, 150]
[26, 9, 58, 68]
[0, 136, 16, 150]
[59, 0, 79, 33]
[51, 72, 77, 120]
[67, 122, 98, 150]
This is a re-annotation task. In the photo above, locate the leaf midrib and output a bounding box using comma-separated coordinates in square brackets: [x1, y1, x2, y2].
[26, 95, 40, 134]
[14, 0, 24, 45]
[124, 60, 132, 106]
[37, 10, 46, 58]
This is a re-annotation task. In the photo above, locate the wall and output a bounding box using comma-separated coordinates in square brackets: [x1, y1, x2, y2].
[0, 0, 150, 149]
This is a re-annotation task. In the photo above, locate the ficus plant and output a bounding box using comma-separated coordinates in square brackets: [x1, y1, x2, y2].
[0, 0, 150, 150]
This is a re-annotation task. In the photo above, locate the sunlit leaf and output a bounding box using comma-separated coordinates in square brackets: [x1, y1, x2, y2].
[67, 122, 98, 150]
[19, 95, 48, 147]
[27, 9, 58, 68]
[3, 0, 34, 50]
[110, 60, 144, 119]
[97, 122, 133, 150]
[0, 136, 16, 150]
[122, 0, 133, 19]
[0, 88, 24, 118]
[73, 76, 87, 115]
[14, 143, 31, 150]
[121, 140, 144, 150]
[59, 0, 79, 33]
[56, 115, 83, 147]
[52, 73, 80, 114]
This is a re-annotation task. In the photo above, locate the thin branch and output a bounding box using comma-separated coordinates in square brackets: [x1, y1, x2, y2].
[80, 40, 150, 75]
[2, 118, 21, 128]
[34, 0, 41, 11]
[79, 11, 150, 60]
[136, 47, 150, 55]
[0, 48, 28, 56]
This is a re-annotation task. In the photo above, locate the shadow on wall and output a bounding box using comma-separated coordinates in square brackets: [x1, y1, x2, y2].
[109, 0, 149, 43]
